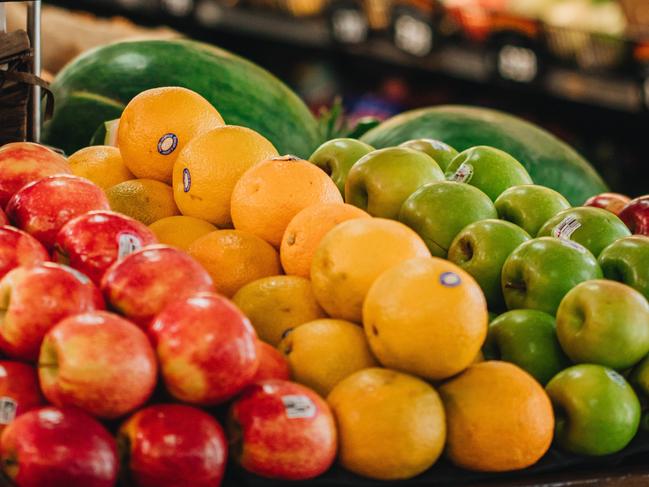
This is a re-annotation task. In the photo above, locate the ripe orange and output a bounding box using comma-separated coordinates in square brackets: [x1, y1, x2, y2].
[148, 215, 217, 251]
[187, 229, 281, 298]
[230, 156, 342, 247]
[280, 203, 370, 278]
[439, 361, 554, 472]
[106, 179, 180, 225]
[68, 145, 134, 190]
[117, 87, 224, 184]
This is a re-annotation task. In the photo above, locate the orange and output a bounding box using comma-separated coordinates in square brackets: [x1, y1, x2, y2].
[327, 368, 446, 480]
[148, 215, 217, 251]
[117, 87, 224, 183]
[363, 257, 487, 380]
[187, 229, 281, 298]
[310, 218, 430, 323]
[172, 126, 278, 227]
[280, 203, 370, 278]
[68, 145, 134, 190]
[230, 156, 342, 247]
[439, 361, 554, 472]
[106, 179, 180, 225]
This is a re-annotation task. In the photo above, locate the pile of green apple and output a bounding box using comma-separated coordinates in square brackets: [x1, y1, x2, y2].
[310, 137, 649, 457]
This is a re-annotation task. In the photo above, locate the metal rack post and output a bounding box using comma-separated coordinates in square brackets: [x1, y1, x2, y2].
[27, 1, 42, 142]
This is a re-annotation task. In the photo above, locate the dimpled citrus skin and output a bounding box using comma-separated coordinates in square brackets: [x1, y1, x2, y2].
[106, 179, 180, 226]
[117, 87, 225, 184]
[327, 368, 446, 480]
[439, 361, 554, 472]
[68, 146, 134, 190]
[148, 216, 216, 251]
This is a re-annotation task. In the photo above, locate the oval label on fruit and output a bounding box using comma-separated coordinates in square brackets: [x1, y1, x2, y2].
[606, 369, 627, 387]
[183, 168, 191, 193]
[440, 271, 461, 287]
[0, 397, 17, 425]
[449, 162, 473, 183]
[552, 216, 581, 241]
[282, 395, 316, 419]
[117, 232, 143, 260]
[158, 133, 178, 155]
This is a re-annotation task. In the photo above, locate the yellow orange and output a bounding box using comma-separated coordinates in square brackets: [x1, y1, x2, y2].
[68, 145, 134, 190]
[148, 215, 217, 251]
[106, 179, 180, 225]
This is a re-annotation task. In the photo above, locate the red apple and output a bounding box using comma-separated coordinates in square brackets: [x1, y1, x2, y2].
[54, 210, 158, 285]
[0, 262, 103, 361]
[119, 404, 228, 487]
[0, 208, 8, 226]
[229, 379, 337, 480]
[252, 341, 290, 382]
[583, 192, 631, 216]
[0, 142, 71, 208]
[6, 175, 110, 250]
[620, 196, 649, 236]
[0, 226, 49, 281]
[0, 406, 118, 487]
[39, 311, 157, 419]
[149, 292, 258, 405]
[0, 361, 43, 433]
[101, 245, 214, 327]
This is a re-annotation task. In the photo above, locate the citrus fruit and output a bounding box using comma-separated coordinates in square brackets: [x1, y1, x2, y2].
[188, 230, 281, 298]
[232, 275, 326, 345]
[231, 156, 342, 247]
[280, 203, 370, 278]
[363, 257, 487, 380]
[117, 86, 224, 183]
[148, 215, 217, 251]
[172, 126, 278, 227]
[310, 218, 430, 323]
[68, 146, 134, 190]
[327, 368, 446, 480]
[279, 319, 377, 396]
[106, 179, 180, 225]
[439, 361, 554, 472]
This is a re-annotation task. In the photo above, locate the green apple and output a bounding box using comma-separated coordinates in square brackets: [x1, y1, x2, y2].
[556, 280, 649, 370]
[494, 185, 571, 236]
[546, 364, 641, 455]
[599, 236, 649, 300]
[309, 138, 374, 195]
[537, 207, 631, 257]
[399, 181, 497, 257]
[483, 310, 570, 385]
[345, 147, 444, 219]
[629, 355, 649, 431]
[448, 219, 530, 310]
[398, 138, 458, 171]
[444, 146, 533, 201]
[501, 237, 602, 315]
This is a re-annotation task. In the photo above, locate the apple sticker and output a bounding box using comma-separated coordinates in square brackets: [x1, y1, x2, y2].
[282, 395, 316, 419]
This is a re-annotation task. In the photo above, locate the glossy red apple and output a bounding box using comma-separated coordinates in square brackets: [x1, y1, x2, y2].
[0, 226, 49, 281]
[39, 311, 157, 419]
[584, 192, 631, 216]
[101, 245, 214, 327]
[252, 341, 291, 382]
[0, 208, 8, 226]
[149, 292, 258, 405]
[229, 379, 337, 480]
[54, 210, 158, 285]
[0, 361, 43, 433]
[0, 262, 103, 361]
[0, 406, 118, 487]
[620, 196, 649, 236]
[6, 175, 110, 250]
[0, 142, 71, 208]
[119, 404, 228, 487]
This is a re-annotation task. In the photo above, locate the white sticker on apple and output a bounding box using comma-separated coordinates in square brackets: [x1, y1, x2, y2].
[0, 397, 17, 425]
[282, 395, 316, 419]
[450, 162, 474, 183]
[552, 216, 581, 240]
[117, 233, 143, 260]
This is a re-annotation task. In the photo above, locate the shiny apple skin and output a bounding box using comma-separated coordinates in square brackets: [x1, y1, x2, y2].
[583, 192, 631, 215]
[252, 341, 291, 382]
[619, 196, 649, 236]
[0, 361, 43, 433]
[0, 226, 49, 281]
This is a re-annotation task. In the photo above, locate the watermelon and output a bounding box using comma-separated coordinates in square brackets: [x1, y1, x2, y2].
[361, 106, 608, 205]
[43, 39, 322, 158]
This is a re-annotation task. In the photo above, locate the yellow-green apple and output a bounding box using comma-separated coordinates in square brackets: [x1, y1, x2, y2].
[0, 361, 43, 433]
[630, 355, 649, 430]
[584, 192, 631, 215]
[619, 196, 649, 236]
[6, 175, 110, 250]
[448, 219, 530, 310]
[546, 364, 640, 455]
[599, 236, 649, 300]
[149, 293, 259, 405]
[537, 207, 631, 257]
[501, 237, 602, 315]
[119, 404, 227, 487]
[445, 146, 533, 201]
[0, 226, 49, 280]
[309, 138, 374, 194]
[556, 280, 649, 370]
[0, 262, 103, 361]
[252, 341, 290, 382]
[345, 147, 444, 219]
[0, 142, 71, 208]
[399, 181, 497, 257]
[38, 311, 157, 419]
[54, 210, 158, 286]
[483, 310, 569, 385]
[100, 245, 214, 327]
[494, 185, 571, 236]
[0, 406, 118, 487]
[399, 138, 458, 171]
[228, 379, 336, 480]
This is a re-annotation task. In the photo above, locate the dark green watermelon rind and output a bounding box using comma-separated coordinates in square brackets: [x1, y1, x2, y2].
[361, 106, 608, 206]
